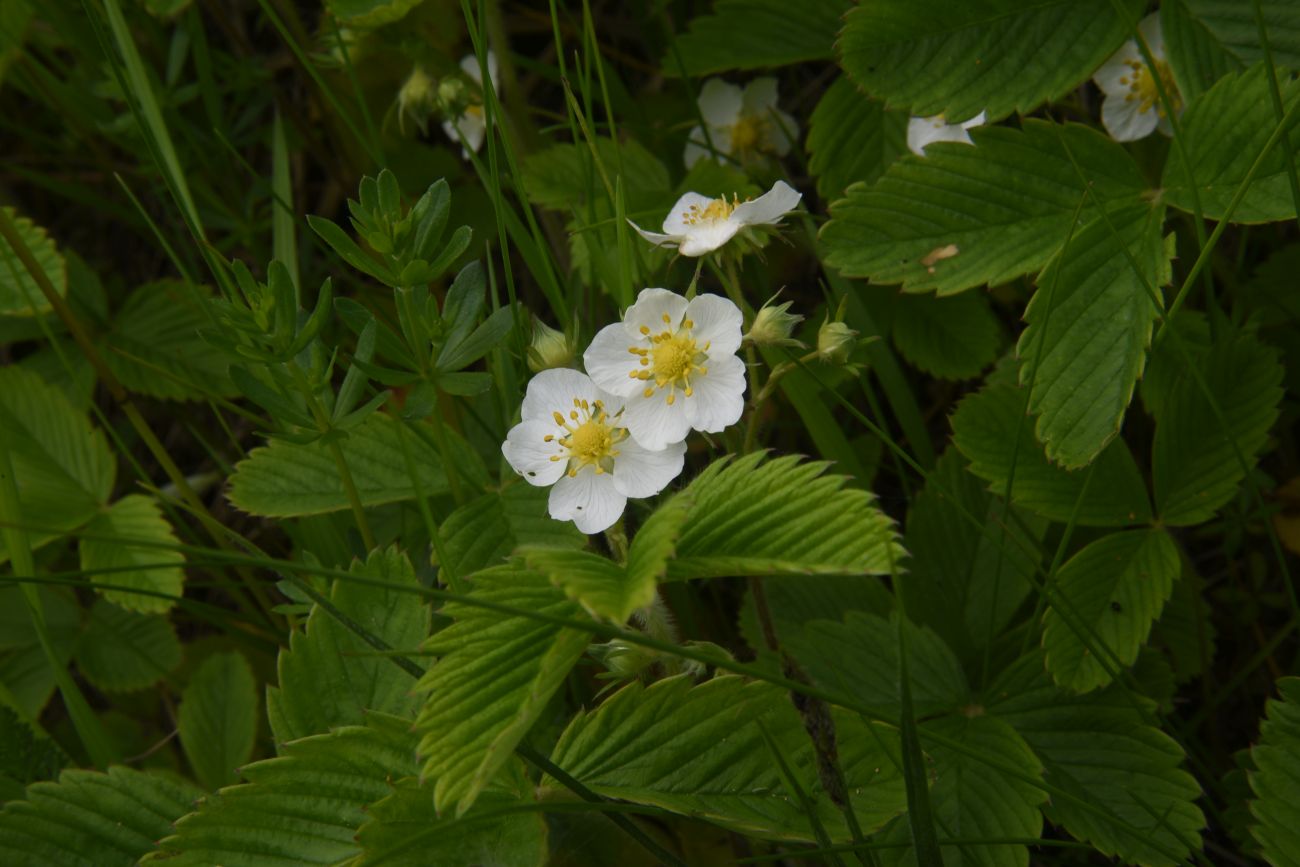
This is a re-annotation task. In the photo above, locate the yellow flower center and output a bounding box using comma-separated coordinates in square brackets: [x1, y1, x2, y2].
[627, 313, 710, 405]
[546, 398, 626, 476]
[465, 103, 484, 119]
[729, 114, 765, 155]
[681, 196, 738, 226]
[1120, 57, 1181, 117]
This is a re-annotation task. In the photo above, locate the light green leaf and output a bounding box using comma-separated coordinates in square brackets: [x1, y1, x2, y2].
[0, 766, 201, 866]
[521, 137, 669, 211]
[324, 0, 423, 28]
[0, 207, 66, 317]
[151, 714, 418, 866]
[179, 651, 258, 790]
[438, 484, 585, 578]
[227, 414, 452, 518]
[267, 547, 429, 744]
[74, 599, 180, 693]
[880, 714, 1047, 867]
[1249, 676, 1300, 865]
[1019, 204, 1170, 469]
[102, 281, 234, 401]
[950, 371, 1153, 526]
[665, 453, 904, 580]
[903, 449, 1046, 663]
[0, 367, 114, 562]
[785, 611, 970, 719]
[820, 121, 1148, 295]
[80, 494, 185, 614]
[892, 290, 1002, 380]
[626, 493, 692, 596]
[0, 587, 80, 719]
[990, 654, 1204, 866]
[548, 674, 908, 842]
[1163, 64, 1300, 223]
[523, 549, 635, 622]
[413, 566, 592, 815]
[807, 76, 909, 202]
[838, 0, 1143, 120]
[664, 0, 850, 75]
[1042, 529, 1180, 693]
[1151, 329, 1283, 525]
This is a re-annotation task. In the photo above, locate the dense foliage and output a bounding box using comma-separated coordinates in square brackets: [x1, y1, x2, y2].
[2, 0, 1299, 864]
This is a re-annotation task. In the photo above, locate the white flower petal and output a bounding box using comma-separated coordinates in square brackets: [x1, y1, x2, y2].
[683, 125, 709, 169]
[961, 110, 988, 132]
[1101, 92, 1159, 142]
[459, 51, 499, 92]
[1093, 40, 1142, 97]
[443, 112, 487, 157]
[611, 437, 686, 498]
[766, 108, 799, 156]
[520, 368, 601, 423]
[548, 469, 626, 534]
[697, 78, 743, 128]
[1138, 12, 1164, 56]
[684, 294, 743, 357]
[584, 323, 641, 398]
[741, 77, 780, 116]
[731, 180, 802, 228]
[623, 391, 693, 452]
[623, 288, 689, 337]
[628, 219, 680, 249]
[663, 192, 719, 235]
[502, 418, 566, 486]
[907, 114, 980, 156]
[684, 353, 746, 434]
[678, 220, 742, 257]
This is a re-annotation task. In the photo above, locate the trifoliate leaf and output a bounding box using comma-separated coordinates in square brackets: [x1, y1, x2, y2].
[1151, 329, 1283, 525]
[820, 121, 1148, 295]
[892, 289, 1002, 380]
[413, 566, 592, 815]
[950, 373, 1152, 526]
[548, 674, 908, 842]
[1019, 204, 1171, 469]
[663, 0, 850, 75]
[178, 651, 258, 791]
[1249, 676, 1300, 865]
[80, 494, 185, 614]
[1042, 529, 1180, 693]
[267, 547, 429, 744]
[0, 207, 65, 317]
[807, 76, 908, 202]
[838, 0, 1144, 121]
[74, 598, 180, 693]
[0, 766, 201, 866]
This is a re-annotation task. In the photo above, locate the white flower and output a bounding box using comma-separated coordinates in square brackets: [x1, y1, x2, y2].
[502, 368, 685, 534]
[1093, 14, 1181, 142]
[442, 52, 499, 158]
[684, 78, 799, 168]
[584, 288, 746, 451]
[628, 180, 802, 258]
[906, 111, 987, 155]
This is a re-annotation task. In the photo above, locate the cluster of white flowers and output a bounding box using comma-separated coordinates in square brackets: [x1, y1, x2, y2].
[503, 289, 746, 533]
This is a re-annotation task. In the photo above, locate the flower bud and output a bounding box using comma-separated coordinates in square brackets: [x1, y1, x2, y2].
[396, 66, 437, 134]
[817, 318, 858, 365]
[746, 299, 804, 348]
[437, 77, 469, 115]
[526, 317, 576, 373]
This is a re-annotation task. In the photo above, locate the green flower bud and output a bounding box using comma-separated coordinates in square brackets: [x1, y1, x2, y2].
[526, 317, 576, 373]
[817, 317, 858, 365]
[437, 77, 469, 116]
[396, 66, 437, 135]
[746, 299, 804, 348]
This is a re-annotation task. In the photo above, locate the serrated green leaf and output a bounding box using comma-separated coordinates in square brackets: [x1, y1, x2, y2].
[0, 587, 80, 719]
[892, 290, 1002, 380]
[227, 413, 453, 518]
[102, 281, 234, 401]
[74, 599, 180, 693]
[1180, 0, 1300, 69]
[0, 703, 67, 791]
[1042, 529, 1180, 693]
[879, 714, 1047, 867]
[438, 485, 585, 578]
[0, 766, 202, 866]
[990, 654, 1204, 866]
[785, 611, 970, 719]
[950, 372, 1152, 526]
[413, 566, 592, 815]
[807, 76, 909, 201]
[1249, 676, 1300, 866]
[626, 493, 692, 593]
[838, 0, 1143, 121]
[665, 453, 904, 581]
[1019, 204, 1170, 469]
[820, 121, 1148, 295]
[80, 494, 185, 614]
[267, 547, 429, 744]
[1161, 0, 1246, 101]
[151, 714, 418, 866]
[179, 651, 258, 790]
[524, 549, 636, 622]
[738, 575, 895, 663]
[1151, 329, 1283, 525]
[0, 367, 114, 562]
[664, 0, 849, 76]
[548, 674, 908, 842]
[0, 207, 65, 317]
[1163, 64, 1300, 223]
[1152, 556, 1216, 684]
[903, 449, 1047, 663]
